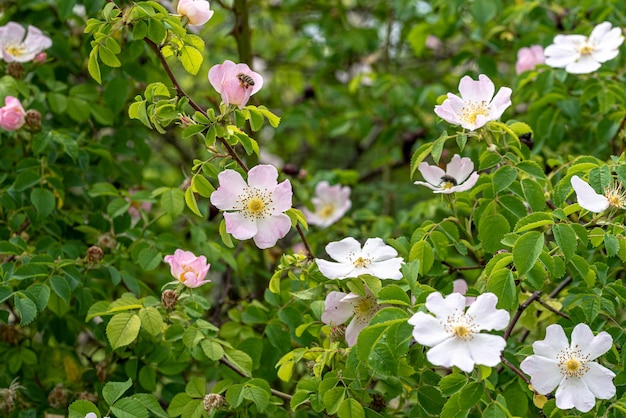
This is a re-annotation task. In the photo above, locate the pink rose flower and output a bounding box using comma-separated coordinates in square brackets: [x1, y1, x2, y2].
[515, 45, 545, 74]
[164, 249, 211, 288]
[0, 22, 52, 63]
[303, 181, 351, 228]
[322, 289, 379, 347]
[208, 60, 263, 109]
[0, 96, 26, 131]
[177, 0, 214, 26]
[434, 74, 512, 131]
[210, 164, 292, 249]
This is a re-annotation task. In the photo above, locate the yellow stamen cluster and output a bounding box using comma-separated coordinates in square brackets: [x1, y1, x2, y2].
[604, 183, 626, 209]
[557, 346, 590, 378]
[353, 295, 379, 324]
[443, 309, 479, 341]
[178, 265, 193, 282]
[319, 204, 335, 218]
[578, 42, 595, 56]
[352, 256, 372, 268]
[239, 188, 273, 220]
[460, 100, 489, 126]
[5, 45, 25, 57]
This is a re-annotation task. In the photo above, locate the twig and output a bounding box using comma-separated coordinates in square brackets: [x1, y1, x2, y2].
[219, 357, 292, 401]
[504, 291, 541, 341]
[500, 355, 531, 386]
[535, 297, 571, 320]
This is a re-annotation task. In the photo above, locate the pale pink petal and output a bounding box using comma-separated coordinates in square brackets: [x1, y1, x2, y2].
[321, 291, 353, 325]
[426, 337, 474, 372]
[445, 154, 474, 184]
[413, 181, 442, 192]
[325, 237, 362, 263]
[253, 214, 291, 249]
[520, 355, 563, 394]
[555, 376, 596, 413]
[407, 312, 449, 346]
[570, 175, 609, 212]
[458, 74, 494, 102]
[532, 324, 569, 358]
[466, 293, 509, 331]
[223, 211, 257, 240]
[583, 362, 616, 399]
[1, 22, 26, 45]
[570, 324, 613, 360]
[269, 179, 292, 213]
[466, 333, 506, 367]
[210, 169, 247, 210]
[488, 87, 512, 120]
[453, 279, 468, 295]
[248, 164, 279, 190]
[345, 315, 368, 347]
[445, 172, 479, 193]
[417, 162, 446, 187]
[434, 99, 462, 125]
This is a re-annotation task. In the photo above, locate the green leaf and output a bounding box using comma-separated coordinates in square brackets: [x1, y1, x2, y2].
[138, 307, 163, 336]
[224, 348, 253, 376]
[324, 387, 346, 414]
[191, 174, 214, 197]
[243, 384, 270, 412]
[107, 197, 131, 218]
[89, 182, 119, 197]
[226, 384, 245, 408]
[410, 142, 434, 180]
[256, 105, 281, 127]
[98, 45, 121, 67]
[147, 18, 166, 43]
[68, 400, 100, 418]
[179, 45, 203, 75]
[337, 398, 365, 418]
[111, 397, 148, 418]
[184, 187, 202, 217]
[513, 232, 544, 275]
[30, 188, 56, 218]
[417, 386, 445, 415]
[525, 260, 546, 290]
[160, 188, 185, 218]
[129, 100, 151, 128]
[492, 165, 517, 193]
[106, 312, 141, 349]
[103, 378, 133, 406]
[138, 247, 162, 271]
[167, 393, 193, 416]
[49, 275, 71, 303]
[514, 212, 553, 233]
[186, 376, 206, 398]
[88, 49, 101, 84]
[286, 207, 308, 230]
[521, 178, 546, 211]
[201, 339, 224, 361]
[439, 373, 468, 396]
[440, 382, 483, 418]
[478, 212, 510, 254]
[552, 224, 577, 260]
[14, 295, 37, 325]
[409, 241, 434, 275]
[0, 286, 13, 304]
[486, 268, 517, 310]
[219, 218, 235, 248]
[130, 394, 168, 418]
[25, 283, 49, 311]
[377, 285, 410, 306]
[431, 130, 449, 164]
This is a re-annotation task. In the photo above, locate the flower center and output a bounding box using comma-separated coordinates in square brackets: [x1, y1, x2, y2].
[178, 265, 193, 282]
[443, 309, 478, 341]
[604, 184, 626, 208]
[557, 346, 590, 378]
[460, 100, 489, 126]
[353, 295, 379, 324]
[319, 204, 335, 218]
[440, 175, 458, 190]
[352, 256, 371, 268]
[578, 42, 595, 56]
[238, 188, 272, 220]
[5, 44, 25, 57]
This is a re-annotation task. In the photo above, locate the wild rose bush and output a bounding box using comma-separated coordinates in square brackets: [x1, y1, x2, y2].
[0, 0, 625, 417]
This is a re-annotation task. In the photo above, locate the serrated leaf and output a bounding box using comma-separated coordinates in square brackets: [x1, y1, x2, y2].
[201, 339, 224, 361]
[49, 275, 71, 303]
[226, 384, 245, 408]
[103, 378, 133, 406]
[111, 397, 148, 418]
[179, 45, 203, 75]
[493, 165, 517, 193]
[552, 224, 576, 260]
[138, 307, 163, 336]
[409, 241, 434, 275]
[243, 385, 270, 412]
[219, 218, 235, 248]
[513, 232, 544, 274]
[478, 212, 510, 254]
[106, 312, 141, 349]
[185, 186, 202, 217]
[186, 376, 206, 398]
[30, 188, 55, 218]
[68, 400, 100, 418]
[191, 174, 214, 197]
[337, 398, 365, 418]
[514, 212, 553, 233]
[486, 268, 517, 309]
[98, 45, 121, 67]
[88, 49, 101, 84]
[167, 393, 193, 416]
[15, 295, 37, 325]
[130, 394, 168, 418]
[224, 348, 253, 376]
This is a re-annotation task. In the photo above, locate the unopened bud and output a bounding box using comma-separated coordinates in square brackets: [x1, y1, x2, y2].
[203, 393, 225, 412]
[178, 113, 195, 128]
[25, 109, 42, 131]
[87, 246, 104, 264]
[161, 289, 179, 310]
[34, 52, 47, 64]
[7, 62, 24, 79]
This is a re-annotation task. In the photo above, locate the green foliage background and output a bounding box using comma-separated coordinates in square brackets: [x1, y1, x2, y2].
[0, 0, 625, 416]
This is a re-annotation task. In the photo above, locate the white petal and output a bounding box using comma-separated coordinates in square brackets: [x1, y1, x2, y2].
[425, 292, 465, 320]
[321, 291, 353, 325]
[426, 337, 474, 372]
[466, 333, 506, 367]
[366, 258, 404, 280]
[570, 324, 613, 360]
[565, 56, 601, 74]
[520, 354, 563, 394]
[583, 362, 616, 400]
[418, 162, 446, 187]
[446, 172, 479, 193]
[533, 324, 569, 359]
[488, 87, 512, 120]
[445, 154, 474, 184]
[571, 175, 609, 212]
[362, 238, 398, 261]
[555, 376, 596, 413]
[316, 259, 355, 280]
[408, 312, 450, 346]
[466, 293, 509, 331]
[414, 181, 444, 192]
[589, 22, 612, 43]
[325, 237, 362, 263]
[434, 100, 462, 126]
[345, 316, 368, 347]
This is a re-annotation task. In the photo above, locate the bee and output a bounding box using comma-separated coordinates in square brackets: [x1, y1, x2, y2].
[237, 73, 255, 89]
[440, 175, 458, 186]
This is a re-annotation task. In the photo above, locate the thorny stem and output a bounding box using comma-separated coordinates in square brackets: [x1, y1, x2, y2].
[220, 357, 292, 401]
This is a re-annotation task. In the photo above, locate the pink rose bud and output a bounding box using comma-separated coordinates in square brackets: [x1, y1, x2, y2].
[208, 60, 264, 109]
[34, 52, 47, 64]
[177, 0, 215, 26]
[515, 45, 545, 74]
[0, 96, 26, 131]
